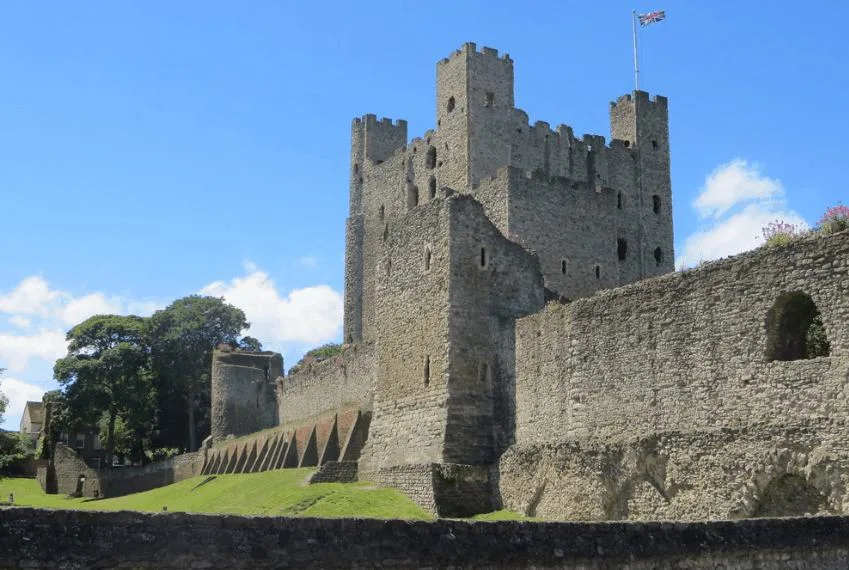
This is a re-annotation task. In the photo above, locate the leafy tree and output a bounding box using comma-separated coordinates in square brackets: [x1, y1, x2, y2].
[0, 432, 35, 470]
[237, 336, 263, 352]
[289, 343, 344, 374]
[53, 315, 153, 466]
[148, 296, 248, 451]
[0, 367, 7, 426]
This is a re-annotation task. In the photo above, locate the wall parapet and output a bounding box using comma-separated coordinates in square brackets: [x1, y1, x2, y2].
[278, 341, 375, 428]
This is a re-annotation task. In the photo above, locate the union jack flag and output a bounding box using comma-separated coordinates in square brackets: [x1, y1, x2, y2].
[639, 10, 666, 27]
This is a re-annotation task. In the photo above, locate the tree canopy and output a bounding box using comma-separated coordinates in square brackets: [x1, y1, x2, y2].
[53, 314, 153, 465]
[43, 295, 258, 463]
[148, 296, 249, 451]
[0, 367, 7, 425]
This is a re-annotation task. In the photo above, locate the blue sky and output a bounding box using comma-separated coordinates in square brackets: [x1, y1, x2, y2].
[1, 1, 847, 428]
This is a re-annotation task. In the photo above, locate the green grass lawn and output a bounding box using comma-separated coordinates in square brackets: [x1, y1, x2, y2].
[471, 509, 535, 521]
[0, 469, 432, 519]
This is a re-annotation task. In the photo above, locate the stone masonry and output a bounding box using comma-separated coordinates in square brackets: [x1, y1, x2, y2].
[344, 42, 673, 345]
[206, 43, 849, 521]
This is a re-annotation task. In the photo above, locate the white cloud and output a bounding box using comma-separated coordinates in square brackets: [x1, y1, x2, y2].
[60, 292, 122, 326]
[0, 276, 162, 376]
[0, 329, 68, 372]
[679, 203, 808, 267]
[8, 316, 31, 329]
[0, 276, 160, 325]
[0, 376, 46, 430]
[694, 159, 783, 219]
[200, 263, 343, 346]
[0, 276, 62, 317]
[679, 159, 807, 268]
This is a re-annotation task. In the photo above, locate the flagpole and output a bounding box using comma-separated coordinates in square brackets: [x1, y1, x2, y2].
[632, 10, 640, 91]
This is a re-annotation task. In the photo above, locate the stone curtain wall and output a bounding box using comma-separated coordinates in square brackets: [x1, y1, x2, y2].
[5, 509, 849, 569]
[277, 342, 375, 429]
[97, 451, 205, 498]
[502, 231, 849, 520]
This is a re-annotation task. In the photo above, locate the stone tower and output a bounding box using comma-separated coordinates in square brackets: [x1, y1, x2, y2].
[343, 41, 674, 342]
[610, 92, 674, 277]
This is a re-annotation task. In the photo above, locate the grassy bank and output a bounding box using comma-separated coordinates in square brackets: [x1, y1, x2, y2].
[0, 469, 432, 519]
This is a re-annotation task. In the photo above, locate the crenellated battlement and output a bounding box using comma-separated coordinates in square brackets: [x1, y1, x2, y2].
[609, 90, 668, 110]
[438, 42, 512, 66]
[353, 114, 408, 129]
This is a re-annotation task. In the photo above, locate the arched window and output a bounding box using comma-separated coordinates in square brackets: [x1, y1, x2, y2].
[428, 176, 437, 199]
[561, 259, 567, 275]
[753, 474, 832, 517]
[447, 96, 455, 113]
[765, 292, 830, 361]
[653, 247, 663, 266]
[652, 195, 661, 214]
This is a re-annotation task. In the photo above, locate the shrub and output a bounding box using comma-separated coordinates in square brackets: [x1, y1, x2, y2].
[816, 205, 849, 236]
[761, 220, 803, 247]
[806, 314, 831, 359]
[288, 343, 345, 374]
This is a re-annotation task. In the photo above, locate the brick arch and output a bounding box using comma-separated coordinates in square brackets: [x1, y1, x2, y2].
[603, 447, 670, 520]
[732, 447, 842, 518]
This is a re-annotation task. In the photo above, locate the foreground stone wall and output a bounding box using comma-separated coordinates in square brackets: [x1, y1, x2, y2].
[4, 508, 849, 569]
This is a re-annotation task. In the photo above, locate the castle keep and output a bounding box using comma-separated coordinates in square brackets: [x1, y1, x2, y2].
[344, 43, 673, 344]
[42, 44, 849, 523]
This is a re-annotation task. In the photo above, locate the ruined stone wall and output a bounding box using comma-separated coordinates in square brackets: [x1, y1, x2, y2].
[503, 231, 849, 520]
[277, 342, 374, 428]
[51, 444, 99, 497]
[46, 444, 204, 499]
[210, 350, 280, 440]
[5, 508, 849, 569]
[96, 451, 205, 498]
[514, 231, 848, 443]
[500, 423, 849, 521]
